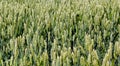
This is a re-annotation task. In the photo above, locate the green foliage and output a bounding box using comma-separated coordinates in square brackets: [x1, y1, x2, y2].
[0, 0, 120, 66]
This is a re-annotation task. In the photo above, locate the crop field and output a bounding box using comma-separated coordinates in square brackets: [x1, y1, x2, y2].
[0, 0, 120, 66]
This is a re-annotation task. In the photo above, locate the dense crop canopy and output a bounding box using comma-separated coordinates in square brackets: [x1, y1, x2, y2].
[0, 0, 120, 66]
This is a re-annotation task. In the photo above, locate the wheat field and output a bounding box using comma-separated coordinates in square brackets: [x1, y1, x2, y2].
[0, 0, 120, 66]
